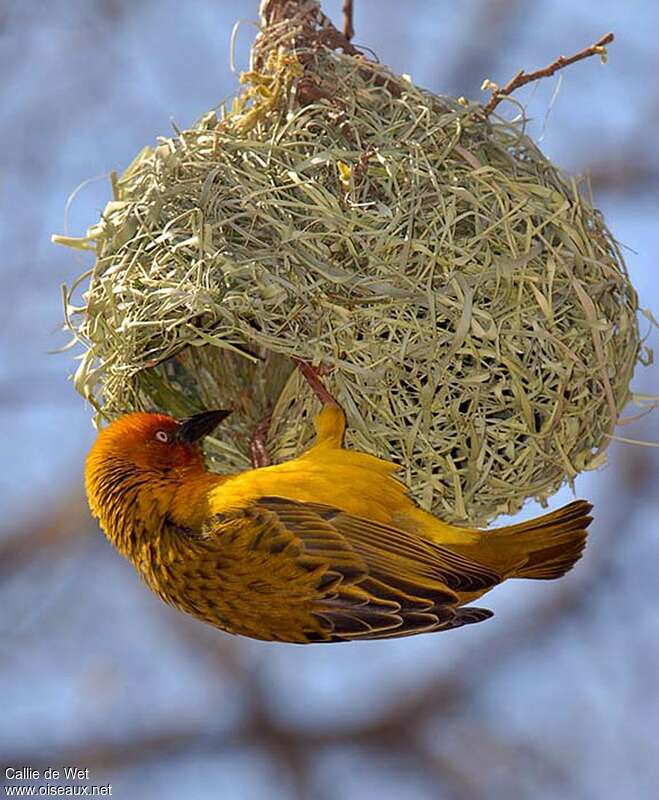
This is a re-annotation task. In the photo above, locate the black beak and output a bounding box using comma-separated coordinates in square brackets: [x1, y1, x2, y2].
[176, 409, 232, 444]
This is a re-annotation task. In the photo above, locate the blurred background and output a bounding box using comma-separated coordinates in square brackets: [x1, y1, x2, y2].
[1, 1, 658, 798]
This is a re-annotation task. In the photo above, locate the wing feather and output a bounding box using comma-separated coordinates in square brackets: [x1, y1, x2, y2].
[201, 495, 498, 642]
[259, 496, 501, 593]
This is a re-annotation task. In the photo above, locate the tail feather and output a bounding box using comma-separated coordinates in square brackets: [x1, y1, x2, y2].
[491, 500, 593, 580]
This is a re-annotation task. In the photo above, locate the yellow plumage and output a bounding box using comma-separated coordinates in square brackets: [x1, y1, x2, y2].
[85, 403, 592, 643]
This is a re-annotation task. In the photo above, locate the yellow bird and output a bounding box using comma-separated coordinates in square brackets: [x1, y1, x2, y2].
[85, 362, 592, 643]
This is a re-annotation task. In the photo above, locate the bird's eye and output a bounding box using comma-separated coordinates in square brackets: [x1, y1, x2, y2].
[154, 430, 170, 443]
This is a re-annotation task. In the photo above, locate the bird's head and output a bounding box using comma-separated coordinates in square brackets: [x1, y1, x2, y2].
[85, 409, 231, 553]
[87, 409, 232, 474]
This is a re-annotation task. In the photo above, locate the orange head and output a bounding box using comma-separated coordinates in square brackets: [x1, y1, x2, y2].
[89, 410, 230, 472]
[89, 411, 229, 473]
[85, 409, 230, 555]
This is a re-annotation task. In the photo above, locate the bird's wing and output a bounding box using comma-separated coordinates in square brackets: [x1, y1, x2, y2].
[203, 495, 499, 643]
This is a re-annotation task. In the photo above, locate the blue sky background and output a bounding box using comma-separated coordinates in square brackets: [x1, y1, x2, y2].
[1, 2, 658, 799]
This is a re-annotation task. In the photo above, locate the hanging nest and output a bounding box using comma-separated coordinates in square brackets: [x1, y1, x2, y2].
[56, 1, 642, 525]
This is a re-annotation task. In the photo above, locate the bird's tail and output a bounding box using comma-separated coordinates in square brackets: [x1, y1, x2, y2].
[485, 500, 593, 580]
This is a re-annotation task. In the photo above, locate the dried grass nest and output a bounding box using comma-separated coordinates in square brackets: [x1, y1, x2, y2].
[57, 23, 641, 526]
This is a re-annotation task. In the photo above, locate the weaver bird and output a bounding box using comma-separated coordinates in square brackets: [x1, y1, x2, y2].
[85, 363, 593, 643]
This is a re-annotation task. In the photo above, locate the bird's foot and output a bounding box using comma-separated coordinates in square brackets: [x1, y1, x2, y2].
[292, 357, 337, 406]
[249, 413, 272, 468]
[293, 358, 346, 448]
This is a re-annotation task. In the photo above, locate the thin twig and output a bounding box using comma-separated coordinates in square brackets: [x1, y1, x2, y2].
[482, 32, 614, 115]
[342, 0, 354, 41]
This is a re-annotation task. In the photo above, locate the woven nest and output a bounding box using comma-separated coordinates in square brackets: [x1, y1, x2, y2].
[57, 6, 641, 525]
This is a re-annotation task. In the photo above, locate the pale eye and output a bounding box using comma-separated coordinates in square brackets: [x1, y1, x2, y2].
[154, 430, 170, 443]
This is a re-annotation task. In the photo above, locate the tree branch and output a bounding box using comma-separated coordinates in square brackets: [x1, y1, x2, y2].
[483, 32, 614, 115]
[0, 492, 88, 578]
[342, 0, 354, 41]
